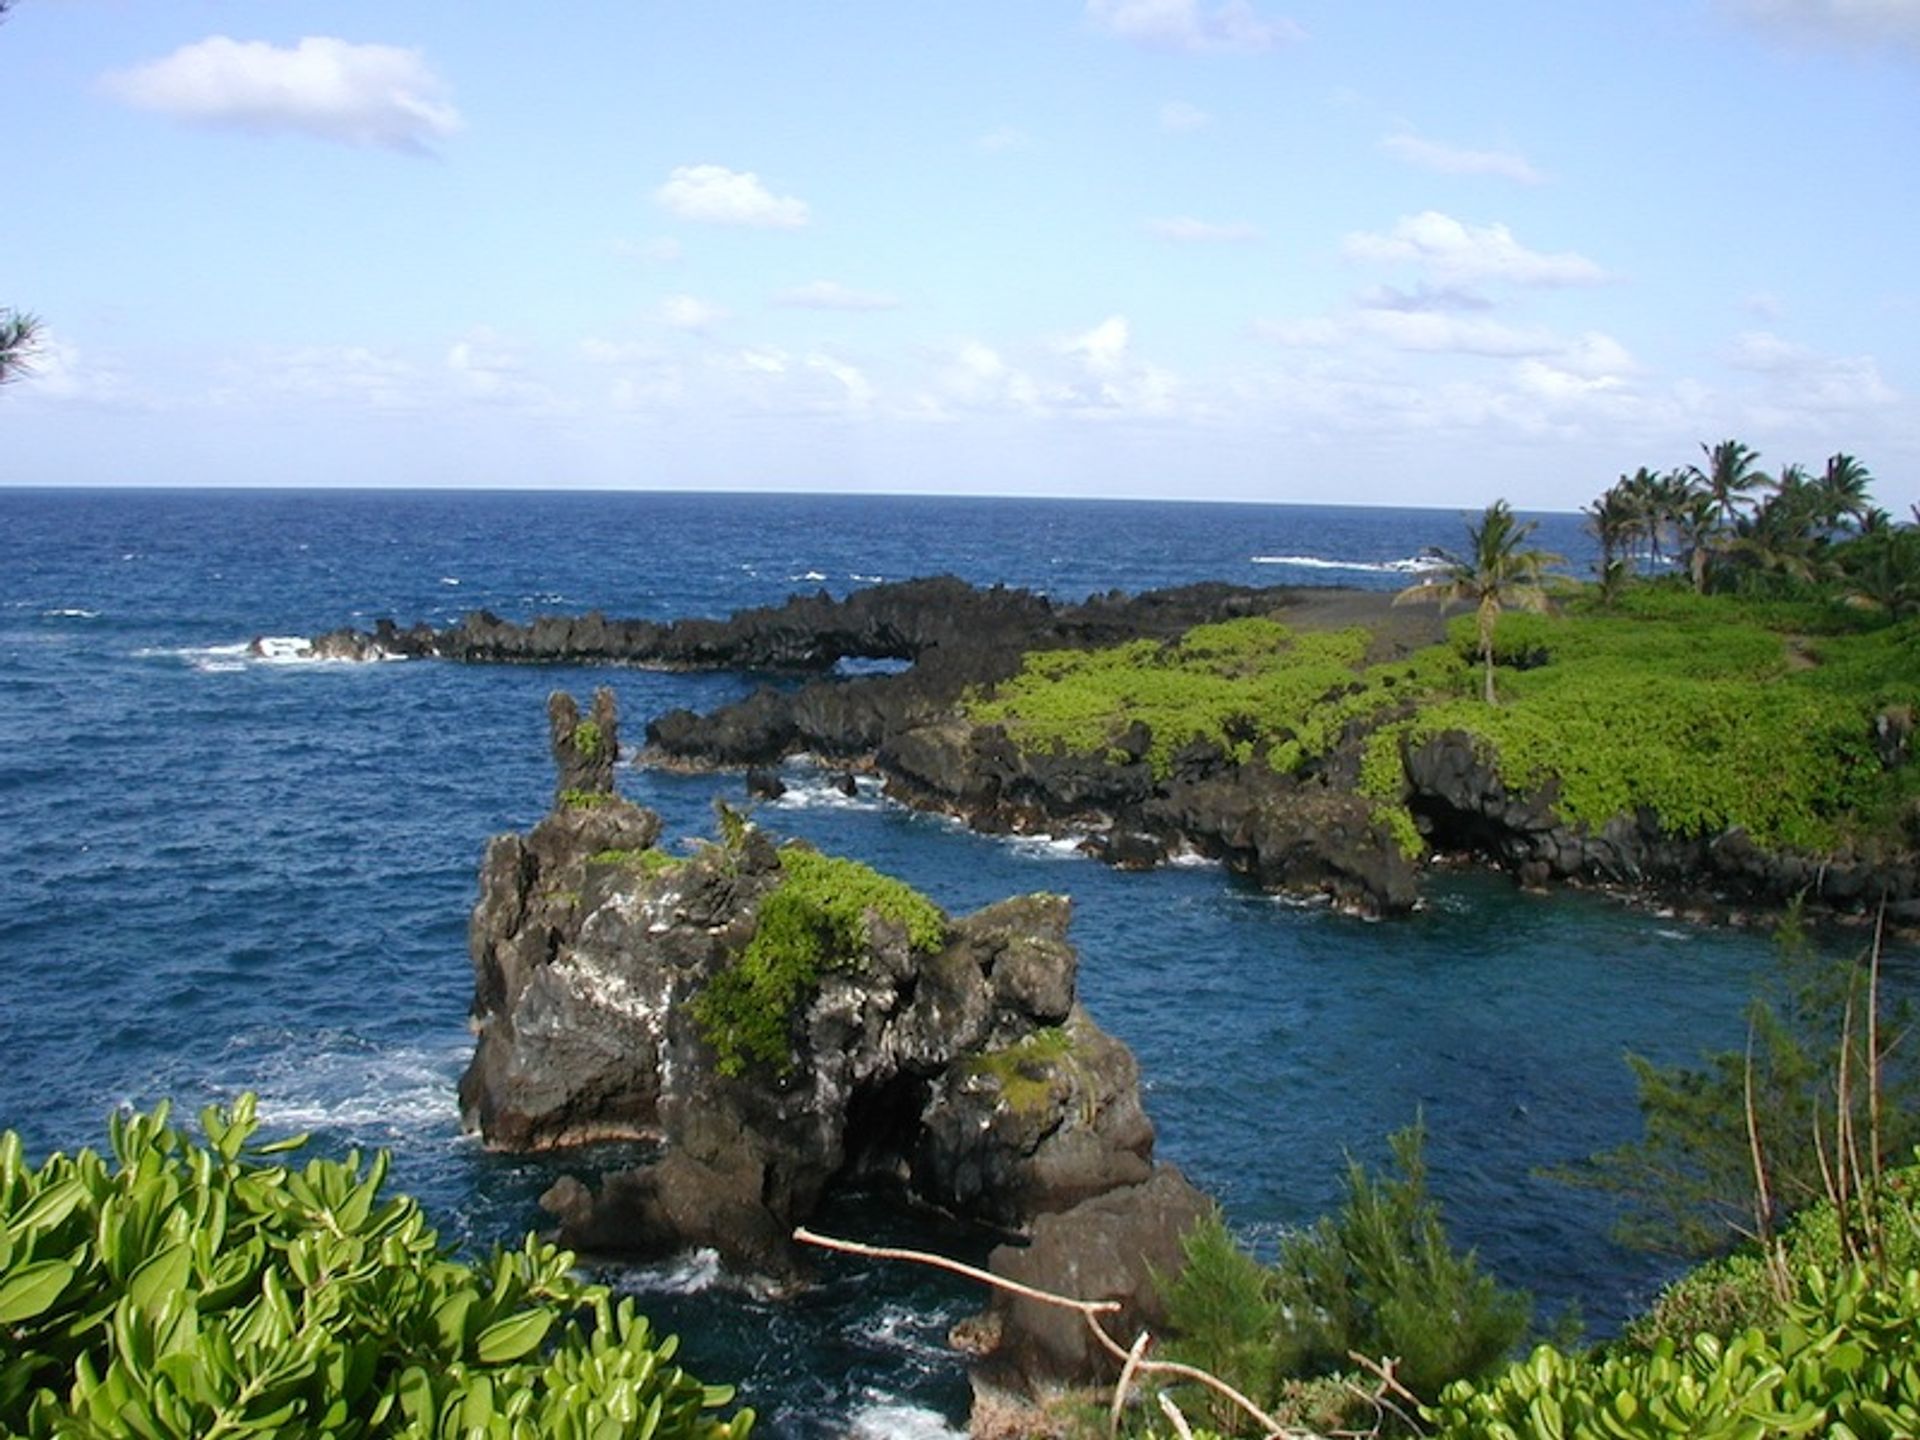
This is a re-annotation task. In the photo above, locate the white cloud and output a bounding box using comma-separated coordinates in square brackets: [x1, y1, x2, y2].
[1725, 0, 1920, 53]
[1355, 311, 1562, 357]
[1159, 99, 1211, 131]
[1724, 329, 1899, 409]
[1356, 283, 1493, 313]
[1379, 134, 1544, 185]
[772, 280, 902, 312]
[1058, 316, 1183, 418]
[444, 330, 565, 411]
[655, 165, 809, 229]
[659, 294, 726, 332]
[1144, 216, 1261, 243]
[16, 331, 138, 407]
[1344, 211, 1610, 287]
[806, 354, 877, 413]
[105, 36, 459, 151]
[1086, 0, 1303, 52]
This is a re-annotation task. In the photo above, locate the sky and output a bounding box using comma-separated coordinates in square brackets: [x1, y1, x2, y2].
[3, 0, 1917, 511]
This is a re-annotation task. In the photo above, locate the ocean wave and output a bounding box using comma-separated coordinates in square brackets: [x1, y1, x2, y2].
[440, 576, 461, 586]
[42, 607, 102, 619]
[1165, 846, 1220, 869]
[850, 572, 884, 583]
[767, 770, 882, 812]
[844, 1399, 966, 1440]
[853, 1303, 959, 1366]
[999, 832, 1091, 862]
[134, 637, 395, 672]
[621, 1248, 724, 1296]
[218, 1032, 468, 1142]
[790, 570, 830, 583]
[1250, 553, 1444, 574]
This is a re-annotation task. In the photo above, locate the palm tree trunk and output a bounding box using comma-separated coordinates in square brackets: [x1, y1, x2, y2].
[1479, 604, 1498, 705]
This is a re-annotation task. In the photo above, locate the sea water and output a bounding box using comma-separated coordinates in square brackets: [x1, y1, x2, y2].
[0, 489, 1863, 1436]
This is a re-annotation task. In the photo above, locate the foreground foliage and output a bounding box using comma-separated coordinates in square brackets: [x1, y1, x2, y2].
[1160, 1120, 1531, 1432]
[1558, 918, 1919, 1258]
[0, 1097, 751, 1439]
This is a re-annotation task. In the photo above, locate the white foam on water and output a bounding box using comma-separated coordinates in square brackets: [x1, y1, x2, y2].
[440, 576, 461, 586]
[1251, 553, 1444, 575]
[769, 771, 882, 812]
[999, 832, 1091, 862]
[791, 570, 829, 583]
[1166, 846, 1220, 869]
[623, 1248, 724, 1296]
[42, 607, 101, 619]
[843, 1397, 966, 1440]
[850, 572, 884, 583]
[855, 1303, 958, 1365]
[233, 1035, 469, 1141]
[1654, 927, 1692, 942]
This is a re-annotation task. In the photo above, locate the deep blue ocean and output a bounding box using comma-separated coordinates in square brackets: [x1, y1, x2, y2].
[0, 489, 1855, 1437]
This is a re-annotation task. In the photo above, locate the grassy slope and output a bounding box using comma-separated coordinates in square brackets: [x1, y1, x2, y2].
[962, 589, 1920, 858]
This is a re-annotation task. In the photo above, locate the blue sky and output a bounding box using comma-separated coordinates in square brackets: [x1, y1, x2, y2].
[4, 0, 1916, 510]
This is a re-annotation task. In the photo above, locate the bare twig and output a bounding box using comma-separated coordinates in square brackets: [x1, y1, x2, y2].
[1156, 1392, 1197, 1440]
[793, 1226, 1312, 1439]
[1345, 1352, 1426, 1435]
[1113, 1331, 1152, 1436]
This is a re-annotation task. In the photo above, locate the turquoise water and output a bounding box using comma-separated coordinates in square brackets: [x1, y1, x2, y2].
[0, 489, 1860, 1436]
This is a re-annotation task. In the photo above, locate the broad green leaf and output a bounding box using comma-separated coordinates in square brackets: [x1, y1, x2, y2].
[0, 1258, 75, 1323]
[127, 1242, 193, 1314]
[476, 1308, 553, 1365]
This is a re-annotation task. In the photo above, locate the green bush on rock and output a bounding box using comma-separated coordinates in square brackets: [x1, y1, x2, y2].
[692, 845, 947, 1076]
[0, 1096, 752, 1439]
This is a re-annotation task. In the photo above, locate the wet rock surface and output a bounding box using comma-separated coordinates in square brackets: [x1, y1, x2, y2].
[462, 692, 1212, 1396]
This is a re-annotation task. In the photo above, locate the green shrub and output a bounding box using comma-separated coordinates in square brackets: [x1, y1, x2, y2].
[1159, 1119, 1530, 1423]
[558, 788, 612, 810]
[1426, 1262, 1920, 1438]
[692, 846, 947, 1076]
[571, 720, 604, 759]
[0, 1096, 751, 1439]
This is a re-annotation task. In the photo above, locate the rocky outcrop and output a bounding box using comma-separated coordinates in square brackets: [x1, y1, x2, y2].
[1403, 729, 1920, 920]
[462, 691, 1211, 1381]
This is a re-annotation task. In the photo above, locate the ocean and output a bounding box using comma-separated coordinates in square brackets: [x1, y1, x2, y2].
[0, 489, 1815, 1436]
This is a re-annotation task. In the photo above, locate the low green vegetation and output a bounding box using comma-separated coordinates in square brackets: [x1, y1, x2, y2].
[571, 719, 604, 759]
[587, 846, 681, 876]
[557, 788, 613, 809]
[963, 578, 1917, 859]
[692, 844, 947, 1076]
[0, 1096, 751, 1439]
[1159, 1119, 1532, 1432]
[962, 1025, 1076, 1115]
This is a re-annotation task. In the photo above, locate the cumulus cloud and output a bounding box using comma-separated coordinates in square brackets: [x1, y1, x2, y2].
[1159, 99, 1211, 131]
[1356, 283, 1494, 313]
[1724, 0, 1920, 54]
[1058, 316, 1182, 418]
[1344, 211, 1609, 287]
[655, 165, 809, 229]
[1086, 0, 1303, 53]
[1725, 329, 1899, 409]
[105, 35, 459, 151]
[1144, 216, 1262, 242]
[772, 280, 902, 311]
[1378, 133, 1544, 185]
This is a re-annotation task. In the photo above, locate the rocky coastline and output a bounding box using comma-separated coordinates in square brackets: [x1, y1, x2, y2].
[298, 577, 1918, 923]
[462, 689, 1210, 1413]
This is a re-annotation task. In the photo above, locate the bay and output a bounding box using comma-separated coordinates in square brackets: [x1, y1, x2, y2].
[0, 488, 1827, 1436]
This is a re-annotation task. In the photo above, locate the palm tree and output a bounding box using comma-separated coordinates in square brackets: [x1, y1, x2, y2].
[1817, 453, 1874, 531]
[0, 309, 41, 385]
[1687, 439, 1768, 530]
[1583, 482, 1639, 601]
[1672, 490, 1719, 594]
[1396, 500, 1564, 705]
